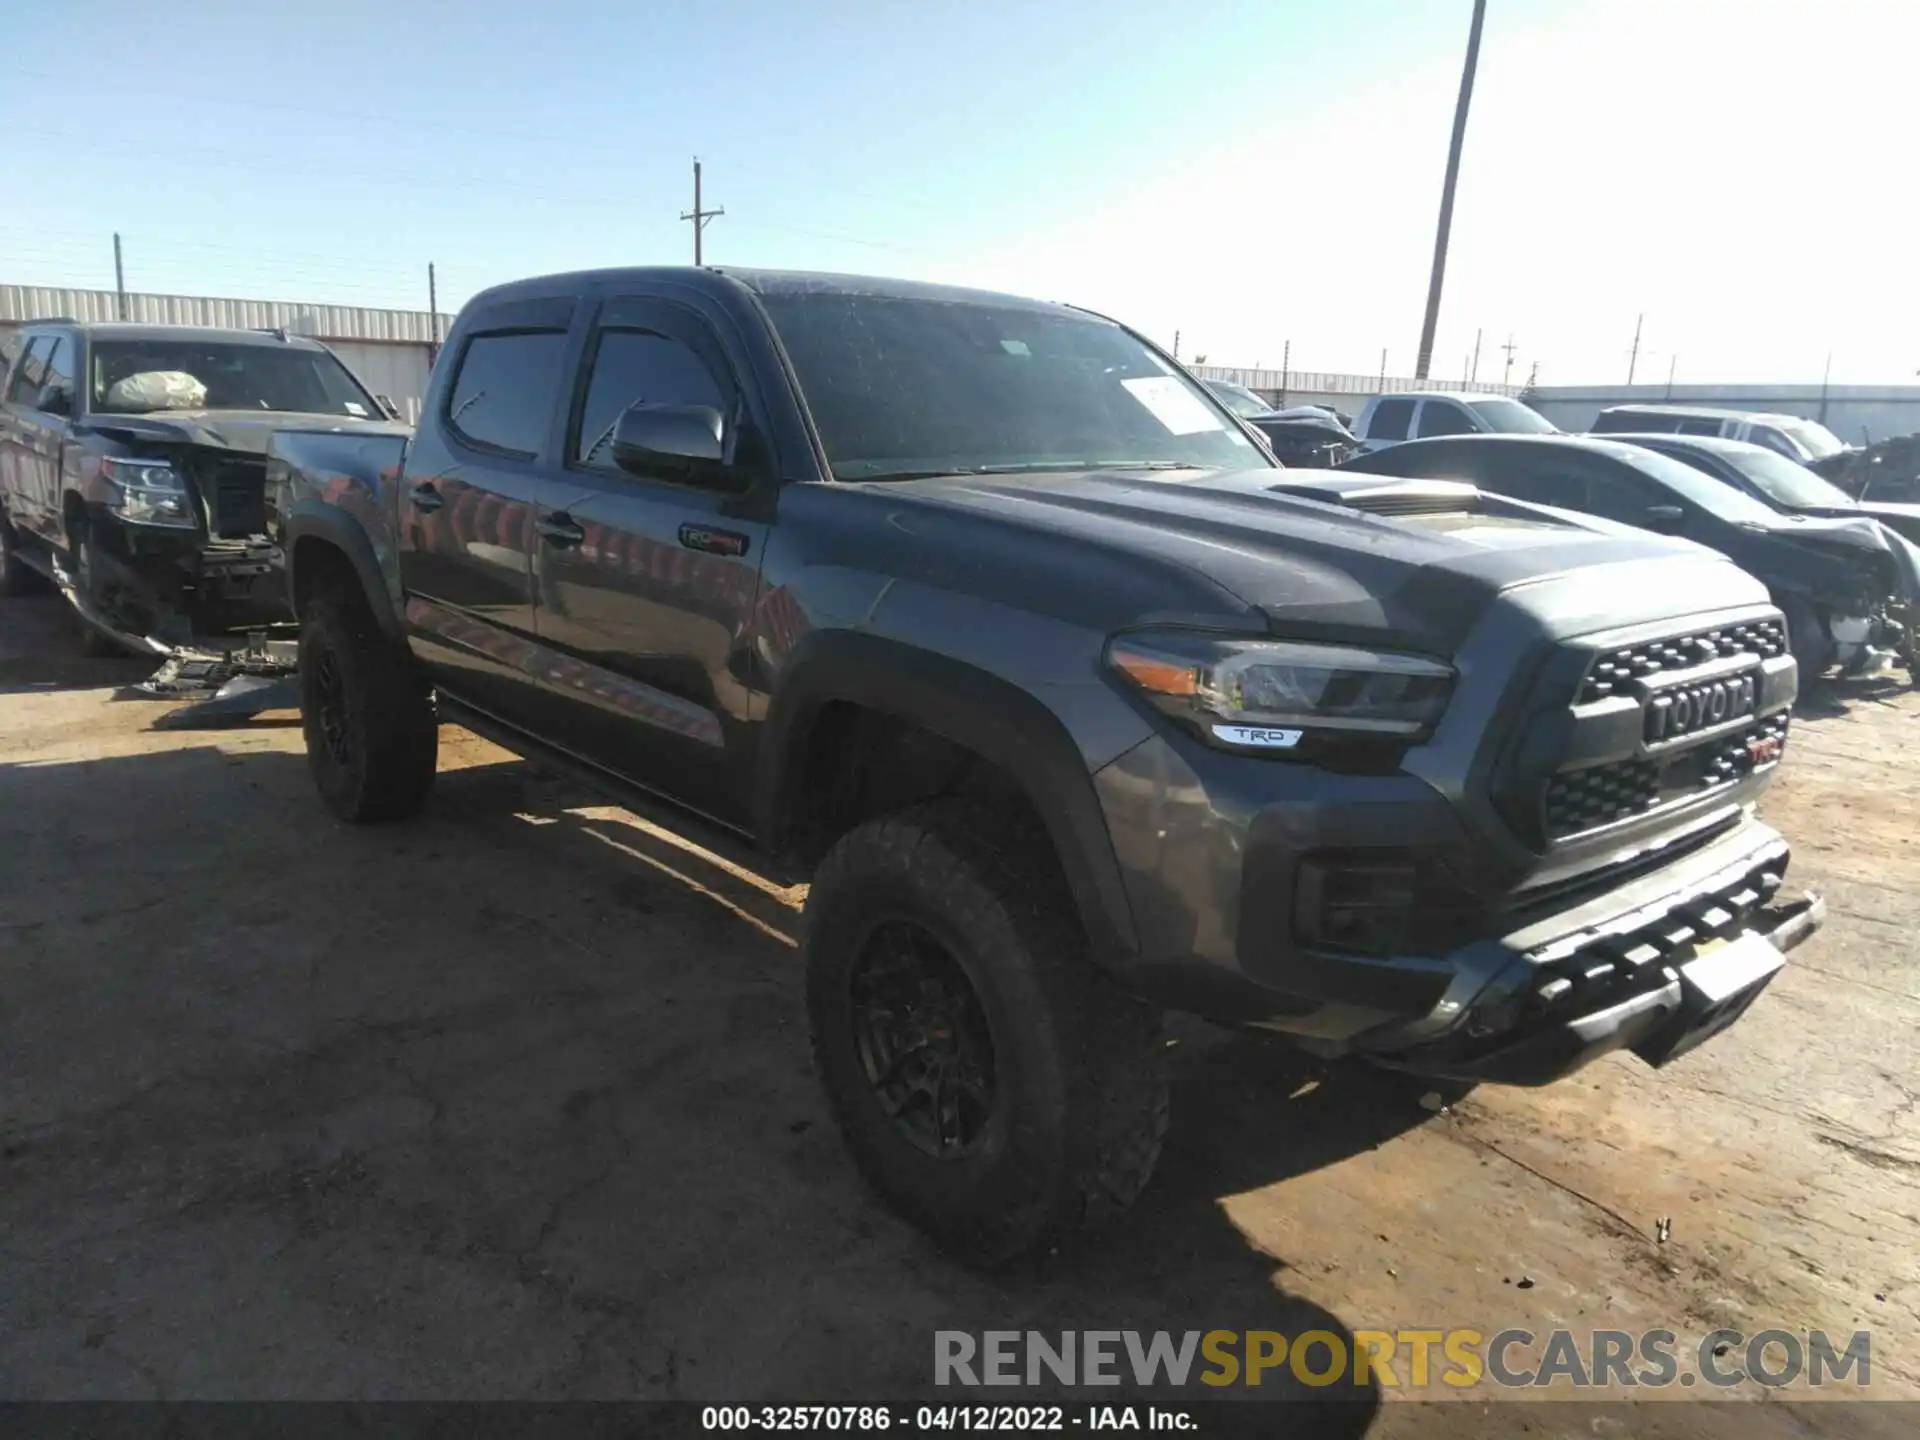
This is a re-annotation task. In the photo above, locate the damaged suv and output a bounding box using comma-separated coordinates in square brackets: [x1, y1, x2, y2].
[0, 321, 396, 654]
[272, 268, 1823, 1267]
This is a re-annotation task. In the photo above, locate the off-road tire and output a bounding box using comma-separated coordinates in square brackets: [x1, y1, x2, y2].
[298, 582, 438, 822]
[1780, 596, 1832, 690]
[804, 799, 1168, 1269]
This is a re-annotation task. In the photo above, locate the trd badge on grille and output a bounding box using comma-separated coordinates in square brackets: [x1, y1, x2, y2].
[1644, 670, 1758, 743]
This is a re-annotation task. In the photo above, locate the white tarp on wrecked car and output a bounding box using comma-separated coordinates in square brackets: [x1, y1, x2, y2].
[103, 370, 208, 412]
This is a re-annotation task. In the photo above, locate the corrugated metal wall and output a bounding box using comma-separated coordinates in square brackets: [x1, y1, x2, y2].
[0, 283, 444, 421]
[0, 283, 449, 344]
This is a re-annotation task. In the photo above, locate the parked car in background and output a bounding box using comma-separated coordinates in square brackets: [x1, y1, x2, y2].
[1201, 378, 1275, 418]
[1606, 433, 1920, 547]
[0, 321, 398, 654]
[1590, 404, 1853, 471]
[1245, 407, 1362, 467]
[1342, 434, 1913, 682]
[270, 265, 1821, 1266]
[1352, 390, 1559, 452]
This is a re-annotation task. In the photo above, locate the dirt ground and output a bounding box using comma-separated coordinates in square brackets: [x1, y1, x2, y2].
[2, 590, 1915, 1433]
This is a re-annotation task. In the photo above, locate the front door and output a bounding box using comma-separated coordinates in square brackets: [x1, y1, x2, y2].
[397, 317, 572, 729]
[532, 297, 771, 828]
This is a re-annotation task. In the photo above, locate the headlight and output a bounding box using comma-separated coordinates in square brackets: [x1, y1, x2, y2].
[101, 457, 196, 528]
[1106, 630, 1455, 753]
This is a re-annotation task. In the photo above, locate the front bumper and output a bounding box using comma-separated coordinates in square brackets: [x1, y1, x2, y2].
[1094, 723, 1817, 1087]
[83, 508, 290, 647]
[1365, 852, 1822, 1085]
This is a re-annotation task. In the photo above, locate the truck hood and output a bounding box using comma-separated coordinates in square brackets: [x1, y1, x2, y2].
[869, 467, 1764, 653]
[79, 410, 403, 455]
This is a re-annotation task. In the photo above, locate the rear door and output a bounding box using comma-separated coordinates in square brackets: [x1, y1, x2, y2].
[21, 335, 78, 546]
[1361, 397, 1415, 450]
[531, 293, 773, 828]
[397, 298, 574, 728]
[1414, 398, 1480, 439]
[1, 335, 53, 542]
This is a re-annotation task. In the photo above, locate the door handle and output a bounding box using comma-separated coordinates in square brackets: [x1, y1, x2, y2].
[538, 512, 585, 548]
[408, 481, 443, 513]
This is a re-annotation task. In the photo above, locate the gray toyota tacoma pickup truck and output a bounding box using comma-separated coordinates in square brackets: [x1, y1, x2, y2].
[266, 267, 1823, 1267]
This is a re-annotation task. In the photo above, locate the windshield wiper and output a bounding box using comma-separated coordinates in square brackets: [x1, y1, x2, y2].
[972, 459, 1198, 474]
[848, 459, 1202, 483]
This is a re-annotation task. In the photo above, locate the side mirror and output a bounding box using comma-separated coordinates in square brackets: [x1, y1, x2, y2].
[374, 393, 401, 420]
[611, 403, 731, 485]
[1644, 504, 1686, 533]
[38, 385, 71, 417]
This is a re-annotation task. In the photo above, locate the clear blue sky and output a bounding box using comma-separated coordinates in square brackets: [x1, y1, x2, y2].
[2, 0, 1910, 383]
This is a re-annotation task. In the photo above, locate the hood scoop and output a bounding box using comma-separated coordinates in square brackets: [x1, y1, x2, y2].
[1266, 475, 1481, 516]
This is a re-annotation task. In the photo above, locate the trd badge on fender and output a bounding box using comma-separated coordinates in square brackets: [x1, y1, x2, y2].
[1644, 670, 1758, 744]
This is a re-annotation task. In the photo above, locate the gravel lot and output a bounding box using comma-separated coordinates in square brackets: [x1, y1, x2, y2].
[1, 590, 1914, 1432]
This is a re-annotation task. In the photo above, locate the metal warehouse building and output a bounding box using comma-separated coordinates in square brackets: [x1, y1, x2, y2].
[0, 284, 448, 423]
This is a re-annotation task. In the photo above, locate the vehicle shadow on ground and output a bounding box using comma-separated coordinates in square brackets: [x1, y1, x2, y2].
[0, 739, 1399, 1423]
[0, 594, 152, 696]
[433, 757, 1442, 1416]
[1793, 671, 1913, 719]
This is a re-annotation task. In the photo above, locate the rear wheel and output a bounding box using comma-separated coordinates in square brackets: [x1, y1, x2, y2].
[804, 800, 1168, 1269]
[298, 583, 438, 822]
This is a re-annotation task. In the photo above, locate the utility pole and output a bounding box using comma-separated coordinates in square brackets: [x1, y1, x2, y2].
[1470, 328, 1483, 385]
[1665, 353, 1677, 400]
[1172, 330, 1180, 361]
[1378, 347, 1388, 392]
[1501, 334, 1517, 387]
[1626, 312, 1644, 385]
[1414, 0, 1488, 380]
[1819, 351, 1833, 423]
[113, 232, 127, 320]
[1280, 338, 1290, 406]
[680, 157, 724, 266]
[1525, 360, 1540, 389]
[427, 263, 440, 365]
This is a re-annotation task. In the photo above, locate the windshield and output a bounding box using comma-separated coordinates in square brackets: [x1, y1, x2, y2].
[758, 293, 1264, 480]
[1204, 380, 1273, 418]
[1468, 397, 1558, 434]
[1774, 418, 1847, 460]
[89, 340, 378, 418]
[1723, 445, 1857, 509]
[1614, 446, 1784, 525]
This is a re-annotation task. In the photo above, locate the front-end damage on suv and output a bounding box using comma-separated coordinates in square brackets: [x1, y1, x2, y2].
[61, 415, 296, 654]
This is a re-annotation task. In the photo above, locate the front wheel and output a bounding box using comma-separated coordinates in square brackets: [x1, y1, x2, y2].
[70, 532, 125, 657]
[1780, 597, 1832, 690]
[298, 584, 438, 822]
[803, 800, 1169, 1269]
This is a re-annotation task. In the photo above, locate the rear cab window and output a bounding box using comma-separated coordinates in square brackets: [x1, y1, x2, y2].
[1366, 398, 1415, 440]
[445, 329, 569, 458]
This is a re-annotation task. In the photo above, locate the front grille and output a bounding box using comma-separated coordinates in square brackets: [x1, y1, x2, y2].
[1544, 713, 1790, 840]
[202, 460, 268, 539]
[1579, 618, 1788, 703]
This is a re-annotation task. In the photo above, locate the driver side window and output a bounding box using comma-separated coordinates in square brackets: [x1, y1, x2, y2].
[573, 327, 726, 470]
